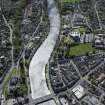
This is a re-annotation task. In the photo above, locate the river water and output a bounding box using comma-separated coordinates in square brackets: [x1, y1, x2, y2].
[29, 0, 60, 99]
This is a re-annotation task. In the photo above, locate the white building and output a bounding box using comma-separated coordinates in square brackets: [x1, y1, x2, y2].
[59, 97, 69, 105]
[70, 31, 81, 37]
[72, 85, 85, 99]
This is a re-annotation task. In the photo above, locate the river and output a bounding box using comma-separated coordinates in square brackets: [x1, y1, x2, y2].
[29, 0, 60, 99]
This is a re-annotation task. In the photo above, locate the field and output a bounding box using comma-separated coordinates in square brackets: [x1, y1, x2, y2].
[59, 0, 80, 10]
[60, 0, 80, 4]
[67, 43, 100, 56]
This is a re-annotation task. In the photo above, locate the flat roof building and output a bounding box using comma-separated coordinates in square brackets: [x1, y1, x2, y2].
[72, 85, 85, 99]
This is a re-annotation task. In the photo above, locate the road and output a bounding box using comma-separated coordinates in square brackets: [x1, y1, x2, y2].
[2, 14, 14, 67]
[29, 0, 60, 100]
[94, 0, 102, 30]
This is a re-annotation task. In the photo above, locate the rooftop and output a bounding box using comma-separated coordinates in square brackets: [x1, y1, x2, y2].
[72, 85, 85, 99]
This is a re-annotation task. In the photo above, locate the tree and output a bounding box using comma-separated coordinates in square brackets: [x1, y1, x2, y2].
[16, 84, 28, 97]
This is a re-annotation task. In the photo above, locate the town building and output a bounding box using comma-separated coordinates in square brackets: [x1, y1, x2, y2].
[95, 33, 105, 49]
[72, 85, 85, 99]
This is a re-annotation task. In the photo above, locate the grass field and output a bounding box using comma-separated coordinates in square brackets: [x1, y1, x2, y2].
[59, 0, 80, 10]
[67, 43, 99, 56]
[60, 0, 80, 4]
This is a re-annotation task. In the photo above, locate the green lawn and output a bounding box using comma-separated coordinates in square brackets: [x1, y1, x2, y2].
[73, 28, 86, 34]
[60, 0, 80, 4]
[59, 0, 80, 11]
[67, 43, 99, 56]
